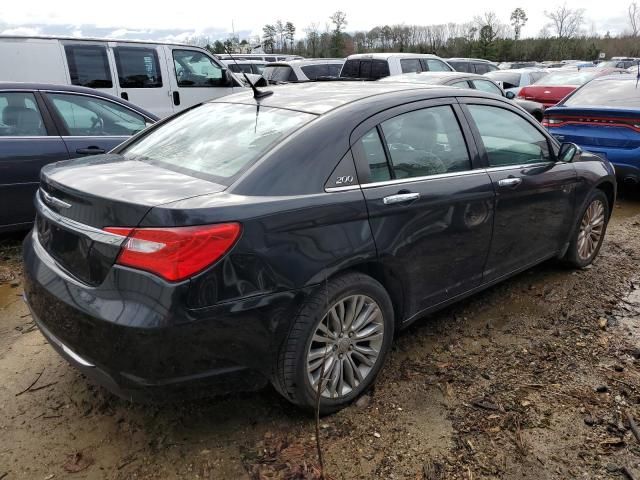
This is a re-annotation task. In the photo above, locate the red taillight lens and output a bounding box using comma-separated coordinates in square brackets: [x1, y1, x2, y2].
[104, 223, 241, 282]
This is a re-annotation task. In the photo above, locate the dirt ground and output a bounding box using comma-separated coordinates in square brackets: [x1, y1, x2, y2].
[1, 190, 640, 480]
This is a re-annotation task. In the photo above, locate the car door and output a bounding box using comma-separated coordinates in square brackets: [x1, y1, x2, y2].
[110, 43, 173, 118]
[460, 99, 577, 282]
[0, 91, 69, 230]
[352, 100, 495, 318]
[167, 47, 237, 112]
[41, 91, 151, 159]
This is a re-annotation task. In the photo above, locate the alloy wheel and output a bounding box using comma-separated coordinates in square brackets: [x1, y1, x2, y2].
[577, 199, 605, 261]
[306, 295, 385, 399]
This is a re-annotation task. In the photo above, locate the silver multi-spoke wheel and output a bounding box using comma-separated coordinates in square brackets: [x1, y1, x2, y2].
[306, 295, 385, 399]
[577, 199, 605, 260]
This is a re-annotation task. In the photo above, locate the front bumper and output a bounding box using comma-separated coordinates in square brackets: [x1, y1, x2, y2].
[23, 228, 308, 401]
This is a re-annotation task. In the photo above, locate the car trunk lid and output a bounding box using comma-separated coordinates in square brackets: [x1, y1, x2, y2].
[36, 154, 226, 285]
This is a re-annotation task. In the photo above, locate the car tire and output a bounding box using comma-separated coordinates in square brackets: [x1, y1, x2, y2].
[563, 189, 609, 268]
[272, 272, 394, 414]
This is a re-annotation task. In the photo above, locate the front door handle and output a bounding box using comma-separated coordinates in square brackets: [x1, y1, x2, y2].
[498, 177, 522, 188]
[76, 147, 106, 155]
[383, 192, 421, 205]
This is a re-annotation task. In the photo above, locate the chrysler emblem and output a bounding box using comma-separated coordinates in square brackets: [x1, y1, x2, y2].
[41, 189, 71, 209]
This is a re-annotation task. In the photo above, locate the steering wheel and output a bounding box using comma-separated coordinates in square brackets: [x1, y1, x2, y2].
[89, 116, 104, 134]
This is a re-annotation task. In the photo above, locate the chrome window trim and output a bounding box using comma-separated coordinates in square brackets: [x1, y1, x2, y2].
[60, 135, 129, 140]
[0, 136, 56, 139]
[325, 185, 361, 193]
[36, 190, 127, 246]
[483, 161, 553, 172]
[360, 169, 485, 189]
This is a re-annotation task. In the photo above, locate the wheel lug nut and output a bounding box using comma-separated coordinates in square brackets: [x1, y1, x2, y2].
[348, 345, 353, 350]
[348, 332, 353, 337]
[339, 354, 343, 359]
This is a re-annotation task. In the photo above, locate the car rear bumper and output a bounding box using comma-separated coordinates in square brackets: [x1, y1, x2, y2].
[23, 228, 309, 401]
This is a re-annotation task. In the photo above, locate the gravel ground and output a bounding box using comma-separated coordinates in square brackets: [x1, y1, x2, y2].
[1, 190, 639, 480]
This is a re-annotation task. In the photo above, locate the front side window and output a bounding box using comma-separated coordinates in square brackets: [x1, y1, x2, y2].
[0, 92, 46, 136]
[64, 45, 113, 88]
[123, 103, 315, 183]
[173, 50, 224, 87]
[114, 47, 162, 88]
[47, 93, 147, 136]
[425, 59, 451, 72]
[467, 105, 551, 167]
[380, 105, 470, 178]
[401, 59, 423, 73]
[472, 79, 502, 95]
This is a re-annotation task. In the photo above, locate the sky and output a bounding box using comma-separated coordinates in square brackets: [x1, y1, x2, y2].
[0, 0, 632, 43]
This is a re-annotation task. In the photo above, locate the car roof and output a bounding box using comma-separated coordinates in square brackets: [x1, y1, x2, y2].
[265, 59, 345, 66]
[380, 71, 483, 83]
[211, 81, 501, 115]
[346, 53, 442, 60]
[0, 82, 159, 119]
[447, 58, 495, 63]
[488, 68, 544, 74]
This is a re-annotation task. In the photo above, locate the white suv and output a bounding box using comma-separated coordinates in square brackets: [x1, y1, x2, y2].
[339, 53, 453, 80]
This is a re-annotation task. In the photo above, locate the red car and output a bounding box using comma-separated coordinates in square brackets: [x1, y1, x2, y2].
[517, 68, 628, 108]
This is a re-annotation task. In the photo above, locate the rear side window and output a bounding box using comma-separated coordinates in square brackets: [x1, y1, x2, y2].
[173, 50, 224, 87]
[301, 64, 330, 80]
[401, 59, 423, 73]
[380, 105, 470, 178]
[467, 105, 550, 166]
[114, 47, 162, 88]
[64, 45, 113, 89]
[47, 93, 147, 136]
[340, 59, 360, 78]
[425, 59, 451, 72]
[123, 103, 315, 183]
[358, 128, 391, 182]
[0, 92, 46, 136]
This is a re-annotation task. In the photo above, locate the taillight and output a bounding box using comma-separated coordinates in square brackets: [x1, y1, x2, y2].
[542, 117, 563, 127]
[104, 223, 241, 282]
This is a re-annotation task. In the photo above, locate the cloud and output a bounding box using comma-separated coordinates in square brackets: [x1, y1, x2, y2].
[1, 26, 42, 35]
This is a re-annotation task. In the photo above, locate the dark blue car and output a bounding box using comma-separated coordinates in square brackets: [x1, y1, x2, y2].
[543, 74, 640, 185]
[0, 83, 158, 232]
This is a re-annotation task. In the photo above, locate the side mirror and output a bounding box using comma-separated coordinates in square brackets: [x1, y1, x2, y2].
[558, 142, 581, 162]
[505, 91, 516, 100]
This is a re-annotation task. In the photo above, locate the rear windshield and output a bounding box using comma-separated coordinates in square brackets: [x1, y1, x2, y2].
[123, 103, 315, 183]
[263, 65, 297, 82]
[534, 71, 596, 86]
[564, 79, 640, 108]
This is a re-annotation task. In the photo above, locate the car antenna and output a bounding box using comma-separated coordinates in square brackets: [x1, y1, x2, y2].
[224, 46, 273, 99]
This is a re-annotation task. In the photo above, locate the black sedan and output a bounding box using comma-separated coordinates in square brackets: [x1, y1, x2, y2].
[23, 82, 615, 414]
[0, 83, 158, 233]
[379, 71, 545, 121]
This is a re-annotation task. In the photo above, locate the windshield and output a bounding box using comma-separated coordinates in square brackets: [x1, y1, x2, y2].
[533, 70, 596, 86]
[485, 71, 521, 89]
[262, 66, 296, 82]
[123, 103, 315, 183]
[564, 78, 640, 108]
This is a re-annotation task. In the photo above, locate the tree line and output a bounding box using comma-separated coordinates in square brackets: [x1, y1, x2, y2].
[197, 3, 640, 61]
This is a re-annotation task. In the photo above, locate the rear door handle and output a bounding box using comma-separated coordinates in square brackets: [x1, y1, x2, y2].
[498, 177, 522, 188]
[76, 147, 106, 155]
[383, 192, 420, 205]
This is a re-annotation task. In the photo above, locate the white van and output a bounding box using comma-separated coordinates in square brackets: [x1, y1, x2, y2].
[0, 36, 245, 118]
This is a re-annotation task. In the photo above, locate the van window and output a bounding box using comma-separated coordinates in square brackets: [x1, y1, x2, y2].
[64, 45, 113, 89]
[114, 47, 162, 88]
[0, 92, 47, 136]
[173, 50, 225, 87]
